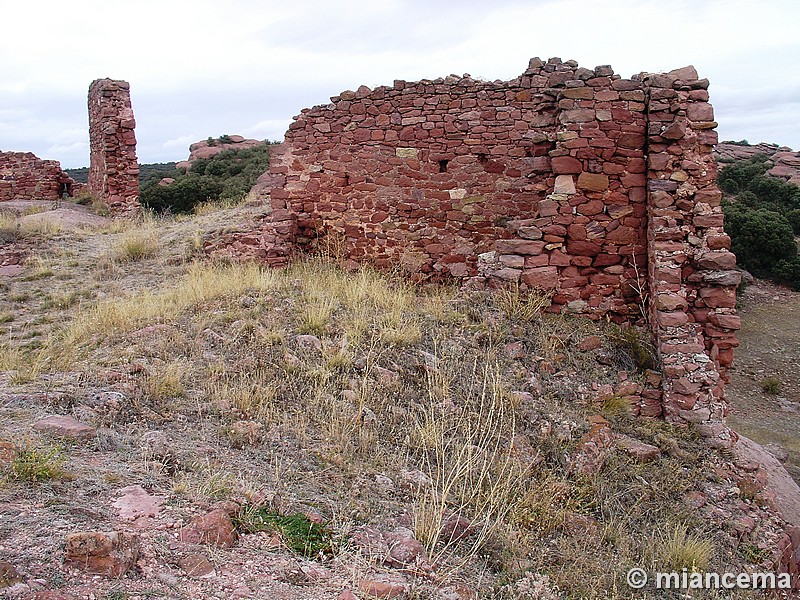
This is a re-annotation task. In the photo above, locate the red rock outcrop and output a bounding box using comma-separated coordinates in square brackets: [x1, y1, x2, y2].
[0, 151, 80, 202]
[175, 135, 265, 171]
[716, 141, 800, 186]
[88, 79, 140, 217]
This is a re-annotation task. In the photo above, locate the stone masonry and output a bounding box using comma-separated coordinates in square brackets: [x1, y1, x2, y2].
[204, 58, 741, 447]
[0, 151, 79, 202]
[88, 79, 140, 216]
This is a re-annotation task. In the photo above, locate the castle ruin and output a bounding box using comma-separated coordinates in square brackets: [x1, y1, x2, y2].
[206, 57, 741, 448]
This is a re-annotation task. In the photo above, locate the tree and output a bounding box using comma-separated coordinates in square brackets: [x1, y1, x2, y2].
[722, 205, 797, 279]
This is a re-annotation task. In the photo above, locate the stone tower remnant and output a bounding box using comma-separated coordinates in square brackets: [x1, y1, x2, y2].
[88, 78, 140, 216]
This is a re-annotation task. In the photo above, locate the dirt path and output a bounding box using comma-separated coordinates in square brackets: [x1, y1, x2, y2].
[726, 281, 800, 483]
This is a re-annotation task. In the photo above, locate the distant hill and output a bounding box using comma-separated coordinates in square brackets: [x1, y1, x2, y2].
[64, 167, 88, 184]
[64, 162, 178, 186]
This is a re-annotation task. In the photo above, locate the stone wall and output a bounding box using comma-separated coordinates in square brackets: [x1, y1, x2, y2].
[644, 66, 740, 446]
[204, 57, 741, 445]
[0, 151, 79, 202]
[88, 79, 140, 216]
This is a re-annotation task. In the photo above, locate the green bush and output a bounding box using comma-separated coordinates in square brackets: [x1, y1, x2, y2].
[722, 205, 798, 280]
[760, 376, 782, 395]
[774, 258, 800, 291]
[140, 142, 271, 214]
[718, 156, 800, 213]
[786, 209, 800, 234]
[234, 508, 338, 558]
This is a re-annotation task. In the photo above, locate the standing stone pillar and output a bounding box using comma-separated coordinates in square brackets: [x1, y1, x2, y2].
[644, 65, 740, 448]
[88, 79, 140, 217]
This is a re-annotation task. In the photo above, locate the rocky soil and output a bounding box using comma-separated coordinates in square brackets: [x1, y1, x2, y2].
[0, 200, 797, 598]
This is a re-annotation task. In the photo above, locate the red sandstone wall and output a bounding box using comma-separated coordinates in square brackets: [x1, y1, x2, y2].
[88, 79, 140, 217]
[0, 151, 78, 202]
[644, 66, 741, 446]
[258, 58, 650, 321]
[203, 57, 740, 443]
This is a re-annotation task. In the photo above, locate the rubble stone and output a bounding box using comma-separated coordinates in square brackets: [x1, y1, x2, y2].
[64, 531, 140, 576]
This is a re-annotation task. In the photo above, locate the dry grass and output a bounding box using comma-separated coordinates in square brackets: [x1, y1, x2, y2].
[653, 522, 714, 572]
[412, 361, 522, 565]
[0, 211, 19, 242]
[55, 262, 279, 352]
[113, 229, 159, 262]
[494, 284, 553, 322]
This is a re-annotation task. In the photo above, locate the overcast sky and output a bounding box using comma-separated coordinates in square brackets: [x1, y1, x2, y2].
[1, 0, 798, 168]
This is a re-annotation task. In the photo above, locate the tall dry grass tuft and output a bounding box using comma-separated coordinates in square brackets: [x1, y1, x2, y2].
[113, 229, 159, 262]
[411, 360, 523, 566]
[494, 284, 552, 322]
[653, 522, 714, 572]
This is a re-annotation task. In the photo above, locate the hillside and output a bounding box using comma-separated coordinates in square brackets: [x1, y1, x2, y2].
[0, 198, 796, 598]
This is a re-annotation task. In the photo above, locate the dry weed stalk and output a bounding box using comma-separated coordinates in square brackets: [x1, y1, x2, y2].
[413, 360, 523, 568]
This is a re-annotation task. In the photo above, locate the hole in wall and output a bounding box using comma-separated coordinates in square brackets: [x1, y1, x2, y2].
[343, 173, 350, 186]
[438, 159, 449, 173]
[477, 153, 488, 164]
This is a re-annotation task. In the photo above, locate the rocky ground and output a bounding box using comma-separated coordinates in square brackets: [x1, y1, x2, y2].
[727, 281, 800, 484]
[0, 200, 797, 599]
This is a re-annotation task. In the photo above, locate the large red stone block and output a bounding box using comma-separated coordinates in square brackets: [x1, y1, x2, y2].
[522, 266, 559, 289]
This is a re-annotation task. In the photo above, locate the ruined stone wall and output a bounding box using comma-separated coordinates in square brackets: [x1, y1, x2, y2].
[88, 79, 139, 216]
[204, 58, 741, 444]
[0, 151, 78, 202]
[259, 58, 649, 321]
[643, 66, 740, 446]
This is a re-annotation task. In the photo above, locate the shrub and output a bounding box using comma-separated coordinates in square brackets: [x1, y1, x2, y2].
[140, 143, 271, 214]
[760, 376, 782, 395]
[722, 205, 797, 279]
[786, 209, 800, 234]
[774, 258, 800, 291]
[234, 508, 337, 558]
[8, 443, 65, 482]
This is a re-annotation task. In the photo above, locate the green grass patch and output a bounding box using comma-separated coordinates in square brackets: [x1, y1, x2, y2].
[7, 443, 65, 482]
[234, 508, 338, 558]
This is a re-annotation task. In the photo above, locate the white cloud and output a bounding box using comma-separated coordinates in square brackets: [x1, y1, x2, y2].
[162, 135, 197, 150]
[2, 0, 799, 166]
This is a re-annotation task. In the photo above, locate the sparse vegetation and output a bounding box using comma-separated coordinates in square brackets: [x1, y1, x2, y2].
[0, 196, 787, 598]
[6, 442, 65, 482]
[760, 375, 782, 395]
